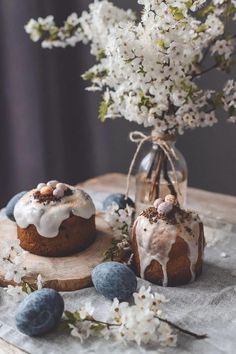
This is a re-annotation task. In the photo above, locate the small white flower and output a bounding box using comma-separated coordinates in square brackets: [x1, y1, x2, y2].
[79, 302, 95, 320]
[228, 116, 236, 123]
[211, 39, 234, 60]
[24, 19, 41, 42]
[36, 274, 43, 290]
[4, 262, 27, 284]
[5, 285, 27, 302]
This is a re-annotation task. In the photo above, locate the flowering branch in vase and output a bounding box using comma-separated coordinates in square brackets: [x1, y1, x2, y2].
[25, 0, 236, 134]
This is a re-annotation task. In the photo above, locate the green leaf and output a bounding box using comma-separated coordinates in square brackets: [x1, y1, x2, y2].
[99, 99, 112, 122]
[22, 282, 35, 294]
[198, 4, 216, 17]
[73, 311, 81, 321]
[186, 0, 193, 9]
[90, 323, 107, 332]
[96, 69, 108, 79]
[103, 239, 120, 261]
[169, 6, 185, 21]
[96, 50, 106, 61]
[196, 24, 208, 33]
[157, 39, 165, 49]
[64, 311, 77, 324]
[58, 320, 71, 333]
[138, 91, 154, 109]
[49, 27, 59, 40]
[82, 69, 108, 81]
[227, 3, 236, 18]
[82, 71, 95, 81]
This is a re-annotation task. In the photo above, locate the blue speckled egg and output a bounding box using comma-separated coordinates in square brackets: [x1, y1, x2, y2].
[15, 289, 64, 336]
[92, 262, 137, 301]
[103, 193, 134, 210]
[6, 191, 27, 222]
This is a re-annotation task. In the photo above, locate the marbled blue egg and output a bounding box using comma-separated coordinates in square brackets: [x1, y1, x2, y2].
[92, 262, 137, 301]
[103, 193, 135, 210]
[6, 191, 27, 222]
[15, 289, 64, 336]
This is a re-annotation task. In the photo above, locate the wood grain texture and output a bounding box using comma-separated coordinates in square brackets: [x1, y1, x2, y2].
[0, 213, 112, 291]
[80, 173, 236, 227]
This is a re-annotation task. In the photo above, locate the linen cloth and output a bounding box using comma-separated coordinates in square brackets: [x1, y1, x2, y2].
[0, 191, 236, 354]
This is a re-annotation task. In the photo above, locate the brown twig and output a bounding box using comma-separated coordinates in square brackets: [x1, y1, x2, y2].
[193, 62, 218, 78]
[194, 50, 236, 79]
[156, 316, 208, 340]
[163, 155, 178, 197]
[147, 148, 158, 179]
[85, 318, 121, 329]
[149, 149, 164, 200]
[88, 316, 208, 339]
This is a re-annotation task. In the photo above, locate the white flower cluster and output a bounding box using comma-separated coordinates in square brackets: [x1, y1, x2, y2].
[0, 240, 27, 284]
[223, 80, 236, 122]
[104, 202, 134, 239]
[25, 2, 134, 51]
[25, 0, 236, 133]
[67, 286, 177, 347]
[0, 239, 44, 302]
[5, 274, 44, 302]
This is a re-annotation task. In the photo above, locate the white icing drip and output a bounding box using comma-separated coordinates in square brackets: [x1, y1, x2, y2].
[179, 218, 200, 282]
[134, 217, 177, 286]
[14, 185, 95, 238]
[134, 212, 201, 286]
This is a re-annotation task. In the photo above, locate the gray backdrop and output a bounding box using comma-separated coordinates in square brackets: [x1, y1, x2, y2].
[0, 0, 235, 207]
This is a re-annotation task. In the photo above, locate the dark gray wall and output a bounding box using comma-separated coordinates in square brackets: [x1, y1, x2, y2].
[0, 0, 235, 207]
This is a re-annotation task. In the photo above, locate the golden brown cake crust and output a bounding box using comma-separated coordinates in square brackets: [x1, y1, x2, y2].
[17, 214, 96, 257]
[132, 218, 205, 286]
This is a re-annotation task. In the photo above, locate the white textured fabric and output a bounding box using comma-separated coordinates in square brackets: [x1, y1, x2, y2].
[0, 192, 236, 354]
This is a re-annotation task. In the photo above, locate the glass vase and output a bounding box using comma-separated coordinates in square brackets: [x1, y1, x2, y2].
[135, 133, 188, 215]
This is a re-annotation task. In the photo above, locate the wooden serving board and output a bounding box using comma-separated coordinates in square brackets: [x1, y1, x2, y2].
[0, 213, 113, 292]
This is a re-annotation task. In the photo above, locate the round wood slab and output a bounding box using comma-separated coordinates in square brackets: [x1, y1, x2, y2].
[0, 213, 113, 291]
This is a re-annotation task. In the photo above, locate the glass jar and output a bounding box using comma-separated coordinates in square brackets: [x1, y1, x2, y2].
[135, 134, 188, 215]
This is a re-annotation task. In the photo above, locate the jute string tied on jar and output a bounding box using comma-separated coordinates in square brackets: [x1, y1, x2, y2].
[125, 130, 181, 200]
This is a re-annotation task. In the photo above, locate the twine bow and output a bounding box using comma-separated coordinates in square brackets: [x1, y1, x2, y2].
[125, 130, 181, 199]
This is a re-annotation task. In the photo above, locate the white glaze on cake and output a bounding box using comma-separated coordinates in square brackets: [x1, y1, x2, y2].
[133, 211, 202, 286]
[14, 185, 95, 238]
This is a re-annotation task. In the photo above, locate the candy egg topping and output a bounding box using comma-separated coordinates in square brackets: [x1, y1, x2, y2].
[34, 181, 73, 204]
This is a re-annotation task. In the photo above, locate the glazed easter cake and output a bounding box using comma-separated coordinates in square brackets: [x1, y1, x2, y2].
[132, 195, 205, 286]
[13, 181, 96, 257]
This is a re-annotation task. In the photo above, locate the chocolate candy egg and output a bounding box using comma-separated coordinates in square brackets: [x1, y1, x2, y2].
[165, 194, 176, 204]
[153, 198, 163, 209]
[37, 183, 46, 191]
[15, 289, 64, 337]
[47, 180, 58, 188]
[56, 183, 67, 191]
[53, 188, 64, 198]
[92, 262, 137, 301]
[40, 186, 53, 196]
[6, 191, 27, 222]
[103, 193, 134, 210]
[157, 202, 173, 216]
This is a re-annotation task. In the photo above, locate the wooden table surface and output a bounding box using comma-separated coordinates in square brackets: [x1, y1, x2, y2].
[1, 173, 236, 353]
